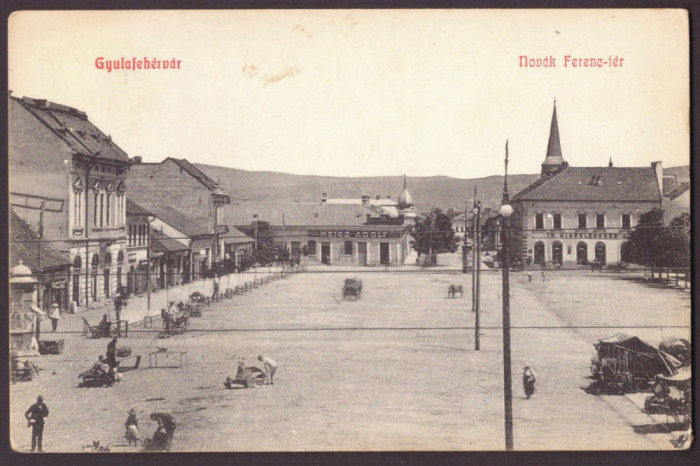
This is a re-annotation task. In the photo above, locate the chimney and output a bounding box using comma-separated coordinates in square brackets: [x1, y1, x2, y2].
[386, 195, 391, 199]
[321, 193, 327, 203]
[608, 157, 613, 168]
[375, 194, 381, 200]
[361, 194, 369, 206]
[651, 161, 663, 198]
[132, 156, 142, 164]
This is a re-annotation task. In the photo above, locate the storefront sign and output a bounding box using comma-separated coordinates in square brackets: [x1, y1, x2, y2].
[308, 230, 401, 239]
[545, 232, 620, 239]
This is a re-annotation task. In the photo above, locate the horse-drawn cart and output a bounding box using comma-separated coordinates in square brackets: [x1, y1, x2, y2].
[342, 278, 363, 300]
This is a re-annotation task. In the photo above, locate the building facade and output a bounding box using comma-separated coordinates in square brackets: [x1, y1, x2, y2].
[128, 157, 230, 260]
[9, 96, 130, 308]
[511, 102, 663, 267]
[223, 182, 417, 267]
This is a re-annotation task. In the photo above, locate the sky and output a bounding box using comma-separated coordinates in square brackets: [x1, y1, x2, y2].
[8, 9, 690, 178]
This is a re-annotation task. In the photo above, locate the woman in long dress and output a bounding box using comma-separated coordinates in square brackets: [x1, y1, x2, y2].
[523, 365, 536, 399]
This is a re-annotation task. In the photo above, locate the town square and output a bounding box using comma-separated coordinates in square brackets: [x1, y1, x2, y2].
[7, 10, 691, 452]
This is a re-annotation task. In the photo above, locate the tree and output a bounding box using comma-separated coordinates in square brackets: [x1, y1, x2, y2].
[241, 220, 277, 265]
[410, 208, 458, 266]
[626, 209, 690, 268]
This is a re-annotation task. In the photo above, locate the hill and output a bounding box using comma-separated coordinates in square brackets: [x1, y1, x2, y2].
[194, 163, 689, 214]
[194, 163, 539, 213]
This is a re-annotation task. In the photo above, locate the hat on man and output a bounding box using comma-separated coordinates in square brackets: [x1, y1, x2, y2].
[52, 303, 59, 308]
[37, 396, 43, 401]
[128, 408, 137, 415]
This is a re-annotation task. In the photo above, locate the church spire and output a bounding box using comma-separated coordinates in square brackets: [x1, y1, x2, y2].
[541, 99, 568, 177]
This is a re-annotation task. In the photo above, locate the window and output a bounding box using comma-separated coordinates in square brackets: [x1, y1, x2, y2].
[99, 194, 104, 226]
[578, 214, 587, 229]
[552, 214, 562, 230]
[106, 193, 111, 226]
[344, 240, 353, 256]
[308, 240, 316, 255]
[93, 193, 98, 226]
[622, 214, 631, 230]
[535, 214, 544, 230]
[596, 214, 605, 230]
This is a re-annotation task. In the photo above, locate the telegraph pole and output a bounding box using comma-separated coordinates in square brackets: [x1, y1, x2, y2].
[500, 139, 514, 450]
[37, 201, 45, 309]
[462, 201, 468, 274]
[474, 200, 481, 351]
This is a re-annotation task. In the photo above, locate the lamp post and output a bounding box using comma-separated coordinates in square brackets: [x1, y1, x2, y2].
[500, 140, 514, 451]
[473, 201, 481, 351]
[462, 200, 469, 274]
[253, 214, 258, 282]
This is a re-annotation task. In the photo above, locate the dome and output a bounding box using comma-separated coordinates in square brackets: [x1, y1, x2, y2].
[10, 259, 36, 284]
[398, 176, 414, 208]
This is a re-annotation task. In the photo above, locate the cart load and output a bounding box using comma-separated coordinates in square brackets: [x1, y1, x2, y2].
[342, 278, 363, 300]
[589, 333, 669, 394]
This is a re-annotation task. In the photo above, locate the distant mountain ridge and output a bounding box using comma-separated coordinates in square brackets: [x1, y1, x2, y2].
[194, 163, 689, 214]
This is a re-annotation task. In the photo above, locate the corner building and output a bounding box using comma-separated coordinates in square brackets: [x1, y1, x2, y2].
[511, 102, 663, 267]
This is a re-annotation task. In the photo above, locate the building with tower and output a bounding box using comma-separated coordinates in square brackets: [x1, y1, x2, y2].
[222, 179, 417, 266]
[510, 101, 663, 267]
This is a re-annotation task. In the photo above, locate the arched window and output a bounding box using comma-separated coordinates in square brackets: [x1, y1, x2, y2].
[73, 255, 82, 270]
[91, 254, 100, 269]
[104, 252, 112, 267]
[117, 251, 124, 264]
[620, 242, 631, 263]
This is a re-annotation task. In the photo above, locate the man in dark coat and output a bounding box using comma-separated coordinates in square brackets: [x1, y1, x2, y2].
[150, 412, 176, 451]
[25, 396, 49, 452]
[106, 338, 118, 372]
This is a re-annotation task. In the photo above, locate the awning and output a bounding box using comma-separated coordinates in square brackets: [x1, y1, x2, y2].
[151, 230, 189, 253]
[29, 304, 46, 316]
[190, 237, 213, 250]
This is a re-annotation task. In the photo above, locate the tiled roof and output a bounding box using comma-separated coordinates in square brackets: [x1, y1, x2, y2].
[221, 226, 254, 244]
[9, 208, 71, 270]
[512, 166, 661, 202]
[134, 201, 211, 237]
[167, 158, 220, 192]
[126, 197, 152, 216]
[12, 96, 130, 163]
[150, 229, 190, 253]
[223, 203, 380, 227]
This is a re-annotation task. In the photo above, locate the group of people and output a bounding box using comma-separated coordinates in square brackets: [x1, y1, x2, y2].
[163, 301, 188, 333]
[124, 410, 176, 451]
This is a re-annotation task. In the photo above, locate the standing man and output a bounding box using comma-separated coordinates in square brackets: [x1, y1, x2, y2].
[150, 412, 176, 451]
[114, 295, 123, 322]
[258, 354, 278, 385]
[49, 303, 61, 332]
[523, 365, 537, 399]
[25, 396, 49, 452]
[106, 338, 118, 373]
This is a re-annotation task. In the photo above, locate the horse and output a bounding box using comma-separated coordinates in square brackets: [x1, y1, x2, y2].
[448, 285, 464, 298]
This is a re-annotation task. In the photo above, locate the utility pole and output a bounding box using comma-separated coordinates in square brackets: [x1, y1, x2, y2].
[462, 200, 468, 274]
[474, 200, 481, 351]
[253, 214, 258, 281]
[37, 201, 45, 309]
[500, 139, 514, 451]
[428, 209, 433, 266]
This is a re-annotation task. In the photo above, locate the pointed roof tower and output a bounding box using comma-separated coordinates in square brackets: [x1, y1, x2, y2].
[398, 175, 414, 208]
[541, 99, 568, 177]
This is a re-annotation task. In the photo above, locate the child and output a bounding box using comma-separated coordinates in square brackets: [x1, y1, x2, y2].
[125, 409, 138, 446]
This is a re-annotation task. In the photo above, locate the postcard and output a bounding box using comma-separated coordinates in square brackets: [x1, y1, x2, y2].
[8, 9, 691, 452]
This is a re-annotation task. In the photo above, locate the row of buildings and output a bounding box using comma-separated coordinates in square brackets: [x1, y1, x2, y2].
[9, 94, 420, 317]
[9, 94, 688, 319]
[9, 95, 256, 316]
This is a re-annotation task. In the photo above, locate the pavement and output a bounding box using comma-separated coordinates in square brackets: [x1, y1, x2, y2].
[10, 253, 691, 452]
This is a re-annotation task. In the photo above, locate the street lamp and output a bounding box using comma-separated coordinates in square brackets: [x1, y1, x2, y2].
[500, 140, 514, 451]
[473, 201, 481, 351]
[253, 214, 258, 282]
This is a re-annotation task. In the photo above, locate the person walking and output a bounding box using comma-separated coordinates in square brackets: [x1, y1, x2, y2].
[150, 412, 176, 451]
[541, 269, 546, 282]
[523, 365, 537, 399]
[114, 295, 123, 322]
[49, 303, 61, 332]
[258, 354, 278, 385]
[527, 269, 533, 282]
[125, 408, 139, 446]
[25, 396, 49, 452]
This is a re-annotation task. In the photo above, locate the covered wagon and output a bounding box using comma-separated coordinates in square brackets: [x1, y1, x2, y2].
[342, 278, 363, 300]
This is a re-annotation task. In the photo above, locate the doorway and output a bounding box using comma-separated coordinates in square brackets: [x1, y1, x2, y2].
[552, 241, 563, 265]
[595, 242, 606, 265]
[380, 243, 390, 265]
[321, 243, 331, 265]
[577, 242, 588, 265]
[357, 242, 367, 266]
[534, 241, 545, 266]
